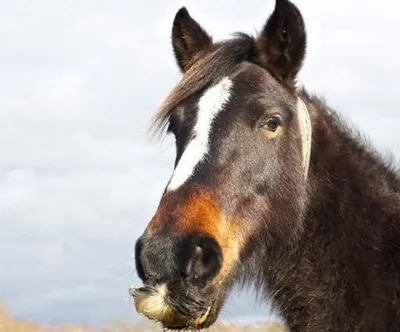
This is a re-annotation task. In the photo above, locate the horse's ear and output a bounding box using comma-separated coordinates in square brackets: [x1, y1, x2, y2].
[256, 0, 306, 85]
[172, 7, 213, 73]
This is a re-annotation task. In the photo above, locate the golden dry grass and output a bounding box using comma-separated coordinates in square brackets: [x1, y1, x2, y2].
[0, 303, 287, 332]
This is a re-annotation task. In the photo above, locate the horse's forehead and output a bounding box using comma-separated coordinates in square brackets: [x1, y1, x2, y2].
[177, 62, 279, 115]
[231, 62, 282, 92]
[167, 77, 234, 191]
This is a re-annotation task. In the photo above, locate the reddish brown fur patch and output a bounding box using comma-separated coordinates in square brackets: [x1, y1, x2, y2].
[147, 190, 249, 285]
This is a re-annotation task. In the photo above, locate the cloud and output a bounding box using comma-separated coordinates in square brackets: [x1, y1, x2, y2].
[0, 0, 399, 327]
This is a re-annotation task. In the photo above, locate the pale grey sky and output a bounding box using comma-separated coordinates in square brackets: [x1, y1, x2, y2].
[0, 0, 399, 327]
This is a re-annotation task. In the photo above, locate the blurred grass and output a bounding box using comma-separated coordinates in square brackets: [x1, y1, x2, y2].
[0, 303, 286, 332]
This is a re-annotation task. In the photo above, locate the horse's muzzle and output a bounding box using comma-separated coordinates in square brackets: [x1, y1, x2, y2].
[131, 234, 223, 329]
[135, 234, 223, 287]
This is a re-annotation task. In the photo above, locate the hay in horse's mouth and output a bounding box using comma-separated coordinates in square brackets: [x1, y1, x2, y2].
[128, 285, 211, 328]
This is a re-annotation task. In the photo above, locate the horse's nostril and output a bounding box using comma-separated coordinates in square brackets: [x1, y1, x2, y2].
[182, 237, 222, 283]
[134, 238, 147, 282]
[183, 245, 203, 278]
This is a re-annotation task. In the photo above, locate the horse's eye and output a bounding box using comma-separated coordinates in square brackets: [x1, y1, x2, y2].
[262, 115, 283, 132]
[167, 117, 179, 135]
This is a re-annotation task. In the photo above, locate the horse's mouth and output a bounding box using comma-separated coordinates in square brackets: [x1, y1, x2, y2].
[129, 284, 215, 330]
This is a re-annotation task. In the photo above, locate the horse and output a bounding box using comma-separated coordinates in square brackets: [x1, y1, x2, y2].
[129, 0, 400, 331]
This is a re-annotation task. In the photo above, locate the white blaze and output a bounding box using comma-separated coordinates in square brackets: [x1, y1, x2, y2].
[167, 77, 233, 191]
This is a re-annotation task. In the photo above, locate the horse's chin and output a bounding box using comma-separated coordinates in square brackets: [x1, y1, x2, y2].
[129, 283, 225, 330]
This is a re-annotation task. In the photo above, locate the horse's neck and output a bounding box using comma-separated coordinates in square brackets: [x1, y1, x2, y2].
[305, 95, 400, 244]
